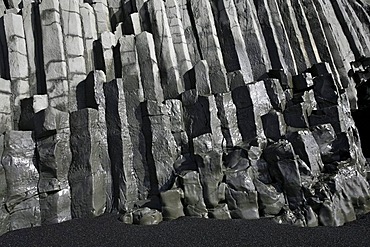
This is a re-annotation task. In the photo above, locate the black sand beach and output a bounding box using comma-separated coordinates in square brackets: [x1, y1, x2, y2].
[1, 213, 370, 247]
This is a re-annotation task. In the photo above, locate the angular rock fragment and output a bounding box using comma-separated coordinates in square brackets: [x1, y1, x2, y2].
[160, 188, 185, 220]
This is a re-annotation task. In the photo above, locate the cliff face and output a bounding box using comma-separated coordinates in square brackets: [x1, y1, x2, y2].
[0, 0, 370, 234]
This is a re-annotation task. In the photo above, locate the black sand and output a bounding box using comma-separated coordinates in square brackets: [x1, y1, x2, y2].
[1, 213, 370, 247]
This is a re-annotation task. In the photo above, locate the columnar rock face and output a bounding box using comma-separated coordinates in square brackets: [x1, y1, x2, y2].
[0, 0, 370, 235]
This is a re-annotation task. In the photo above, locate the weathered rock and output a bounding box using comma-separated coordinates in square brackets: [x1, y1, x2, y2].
[142, 100, 177, 194]
[0, 79, 12, 133]
[69, 109, 108, 218]
[286, 130, 324, 174]
[165, 0, 192, 77]
[1, 131, 40, 231]
[262, 109, 287, 142]
[132, 207, 163, 225]
[120, 35, 149, 199]
[80, 3, 98, 73]
[135, 32, 164, 103]
[160, 188, 185, 220]
[180, 171, 208, 218]
[215, 92, 243, 148]
[234, 0, 272, 80]
[104, 79, 138, 212]
[35, 107, 72, 224]
[147, 0, 183, 99]
[190, 0, 228, 93]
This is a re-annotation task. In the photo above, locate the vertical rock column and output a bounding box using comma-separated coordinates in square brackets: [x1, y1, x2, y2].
[92, 0, 111, 36]
[275, 0, 312, 73]
[147, 0, 183, 99]
[0, 79, 12, 133]
[141, 100, 178, 194]
[104, 77, 139, 212]
[300, 0, 341, 88]
[0, 134, 9, 235]
[165, 0, 192, 78]
[330, 0, 369, 58]
[60, 0, 87, 112]
[312, 0, 357, 108]
[234, 0, 271, 80]
[176, 0, 201, 66]
[1, 131, 40, 231]
[91, 71, 112, 211]
[69, 108, 108, 218]
[35, 106, 72, 224]
[217, 0, 253, 82]
[254, 0, 297, 84]
[100, 31, 117, 82]
[231, 81, 272, 144]
[4, 13, 30, 127]
[190, 0, 228, 93]
[120, 35, 149, 199]
[80, 3, 98, 73]
[136, 31, 164, 103]
[40, 0, 69, 111]
[22, 0, 38, 95]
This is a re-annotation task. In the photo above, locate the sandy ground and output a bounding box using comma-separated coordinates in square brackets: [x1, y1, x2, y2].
[0, 212, 370, 247]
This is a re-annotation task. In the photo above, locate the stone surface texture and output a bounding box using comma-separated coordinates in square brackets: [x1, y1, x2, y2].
[0, 0, 370, 234]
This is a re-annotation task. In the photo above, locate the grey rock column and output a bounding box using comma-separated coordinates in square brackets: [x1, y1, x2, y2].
[290, 0, 322, 66]
[300, 0, 342, 89]
[286, 130, 323, 175]
[275, 0, 312, 73]
[0, 79, 12, 133]
[180, 171, 208, 217]
[69, 108, 108, 218]
[312, 0, 357, 108]
[60, 0, 87, 112]
[35, 107, 72, 224]
[231, 81, 271, 143]
[190, 0, 228, 93]
[120, 35, 149, 199]
[0, 134, 9, 235]
[92, 0, 111, 36]
[22, 1, 38, 95]
[141, 100, 178, 194]
[215, 92, 242, 149]
[234, 0, 271, 80]
[176, 0, 201, 66]
[254, 0, 297, 78]
[217, 0, 253, 82]
[4, 13, 30, 127]
[165, 99, 189, 155]
[165, 0, 192, 78]
[100, 31, 117, 82]
[40, 0, 69, 111]
[263, 140, 304, 210]
[80, 3, 98, 73]
[136, 31, 164, 103]
[147, 0, 183, 99]
[104, 78, 139, 212]
[330, 0, 369, 57]
[2, 131, 40, 231]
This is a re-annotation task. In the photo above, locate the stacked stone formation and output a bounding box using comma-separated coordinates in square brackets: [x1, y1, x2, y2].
[0, 0, 370, 235]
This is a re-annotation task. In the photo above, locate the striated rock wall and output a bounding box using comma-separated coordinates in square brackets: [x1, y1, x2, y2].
[0, 0, 370, 235]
